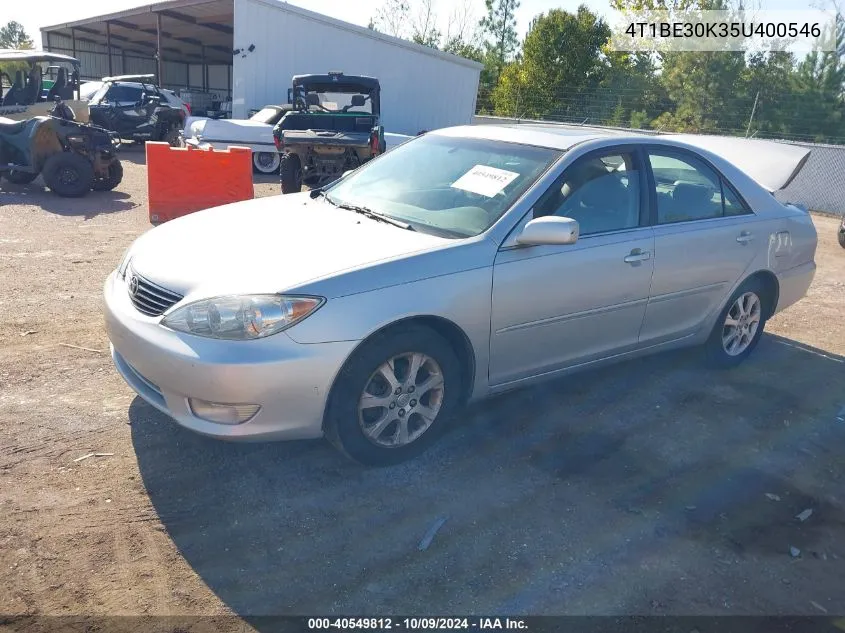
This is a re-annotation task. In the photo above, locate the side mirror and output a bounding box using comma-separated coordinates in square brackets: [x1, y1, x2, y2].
[350, 94, 366, 107]
[516, 216, 579, 246]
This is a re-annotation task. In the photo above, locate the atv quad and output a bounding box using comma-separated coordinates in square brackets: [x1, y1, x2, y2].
[87, 74, 184, 146]
[0, 115, 123, 197]
[272, 72, 385, 194]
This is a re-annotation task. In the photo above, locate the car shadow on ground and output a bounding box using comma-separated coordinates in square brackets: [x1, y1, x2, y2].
[130, 333, 845, 619]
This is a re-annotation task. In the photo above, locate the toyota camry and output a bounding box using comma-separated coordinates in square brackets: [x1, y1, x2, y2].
[104, 125, 817, 465]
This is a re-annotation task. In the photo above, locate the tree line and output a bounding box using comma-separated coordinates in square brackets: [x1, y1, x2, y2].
[370, 0, 845, 144]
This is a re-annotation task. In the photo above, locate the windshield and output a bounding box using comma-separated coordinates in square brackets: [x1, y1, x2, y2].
[325, 134, 561, 238]
[250, 107, 283, 124]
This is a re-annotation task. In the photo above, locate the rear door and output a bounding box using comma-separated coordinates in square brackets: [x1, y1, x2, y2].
[489, 146, 655, 386]
[638, 147, 760, 344]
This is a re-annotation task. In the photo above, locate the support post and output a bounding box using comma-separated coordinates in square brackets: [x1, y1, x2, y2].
[71, 28, 77, 58]
[106, 22, 113, 76]
[746, 91, 760, 138]
[156, 13, 164, 86]
[201, 45, 207, 91]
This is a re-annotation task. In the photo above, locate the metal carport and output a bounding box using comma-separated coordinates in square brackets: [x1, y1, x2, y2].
[40, 0, 234, 99]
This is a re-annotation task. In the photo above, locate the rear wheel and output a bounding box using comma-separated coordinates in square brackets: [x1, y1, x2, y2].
[42, 152, 94, 198]
[4, 169, 38, 185]
[91, 160, 124, 191]
[279, 153, 302, 194]
[705, 278, 769, 368]
[253, 151, 281, 174]
[162, 125, 182, 147]
[324, 325, 463, 466]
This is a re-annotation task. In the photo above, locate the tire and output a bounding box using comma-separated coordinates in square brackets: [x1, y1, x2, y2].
[705, 278, 769, 368]
[162, 125, 182, 147]
[253, 151, 281, 174]
[91, 160, 124, 192]
[279, 153, 302, 194]
[42, 152, 94, 198]
[4, 169, 38, 185]
[324, 325, 463, 466]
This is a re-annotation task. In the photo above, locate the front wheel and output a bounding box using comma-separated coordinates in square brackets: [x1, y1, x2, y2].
[42, 152, 94, 198]
[4, 169, 38, 185]
[324, 325, 463, 466]
[253, 151, 281, 174]
[91, 160, 124, 191]
[705, 279, 769, 368]
[279, 153, 302, 194]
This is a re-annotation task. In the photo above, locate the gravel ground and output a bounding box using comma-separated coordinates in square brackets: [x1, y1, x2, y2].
[1, 150, 844, 625]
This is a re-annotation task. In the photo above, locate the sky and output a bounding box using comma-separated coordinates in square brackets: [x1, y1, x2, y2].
[11, 0, 823, 50]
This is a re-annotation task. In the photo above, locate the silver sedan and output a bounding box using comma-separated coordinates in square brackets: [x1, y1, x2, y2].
[104, 125, 817, 465]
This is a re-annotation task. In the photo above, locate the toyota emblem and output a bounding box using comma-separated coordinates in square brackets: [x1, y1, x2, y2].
[128, 275, 139, 296]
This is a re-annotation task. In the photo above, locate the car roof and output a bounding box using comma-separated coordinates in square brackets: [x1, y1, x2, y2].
[434, 124, 810, 193]
[433, 124, 633, 151]
[0, 49, 79, 65]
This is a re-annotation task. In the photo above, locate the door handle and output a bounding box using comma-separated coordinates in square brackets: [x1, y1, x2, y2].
[624, 249, 651, 264]
[736, 231, 754, 244]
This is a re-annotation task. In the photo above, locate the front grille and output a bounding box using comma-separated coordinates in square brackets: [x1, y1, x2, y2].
[127, 269, 183, 317]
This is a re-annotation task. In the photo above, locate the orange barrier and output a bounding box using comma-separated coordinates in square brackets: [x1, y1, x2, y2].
[146, 142, 254, 224]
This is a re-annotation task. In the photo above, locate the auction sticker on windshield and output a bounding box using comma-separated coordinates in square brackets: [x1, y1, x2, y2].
[451, 164, 519, 197]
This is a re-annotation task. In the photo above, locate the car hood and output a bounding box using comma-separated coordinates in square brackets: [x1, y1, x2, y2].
[185, 116, 272, 144]
[128, 194, 450, 299]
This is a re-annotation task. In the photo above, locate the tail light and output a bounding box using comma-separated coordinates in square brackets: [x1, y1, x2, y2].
[274, 134, 283, 151]
[370, 130, 380, 156]
[184, 102, 192, 115]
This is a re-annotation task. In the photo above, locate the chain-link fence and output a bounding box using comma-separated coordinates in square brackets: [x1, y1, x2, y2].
[472, 114, 845, 216]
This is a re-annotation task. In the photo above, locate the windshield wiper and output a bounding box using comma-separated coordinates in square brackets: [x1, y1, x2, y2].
[323, 194, 414, 231]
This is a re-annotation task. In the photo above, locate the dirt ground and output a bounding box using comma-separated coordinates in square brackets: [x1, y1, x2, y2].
[1, 149, 844, 626]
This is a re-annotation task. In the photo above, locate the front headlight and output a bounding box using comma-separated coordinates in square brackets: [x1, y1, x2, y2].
[161, 294, 324, 340]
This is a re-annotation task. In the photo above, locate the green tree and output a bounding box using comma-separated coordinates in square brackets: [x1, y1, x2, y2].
[480, 0, 521, 82]
[0, 21, 34, 49]
[492, 6, 610, 120]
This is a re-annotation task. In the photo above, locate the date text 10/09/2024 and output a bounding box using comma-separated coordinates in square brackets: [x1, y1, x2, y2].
[307, 618, 529, 630]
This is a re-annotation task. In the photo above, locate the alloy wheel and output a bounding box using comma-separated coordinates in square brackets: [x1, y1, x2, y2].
[357, 352, 445, 448]
[722, 291, 762, 356]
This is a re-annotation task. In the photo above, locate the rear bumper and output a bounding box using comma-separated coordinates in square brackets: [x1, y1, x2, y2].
[774, 261, 816, 315]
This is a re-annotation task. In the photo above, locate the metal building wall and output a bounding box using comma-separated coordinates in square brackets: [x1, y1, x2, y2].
[43, 32, 232, 98]
[231, 0, 481, 134]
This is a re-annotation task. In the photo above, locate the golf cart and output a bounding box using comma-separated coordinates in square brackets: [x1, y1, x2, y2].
[0, 115, 122, 197]
[0, 49, 88, 122]
[839, 214, 845, 249]
[272, 72, 385, 193]
[87, 74, 184, 145]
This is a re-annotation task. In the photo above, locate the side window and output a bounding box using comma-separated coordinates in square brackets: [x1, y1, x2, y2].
[648, 151, 751, 223]
[648, 152, 723, 223]
[106, 85, 142, 103]
[534, 151, 642, 236]
[722, 181, 751, 216]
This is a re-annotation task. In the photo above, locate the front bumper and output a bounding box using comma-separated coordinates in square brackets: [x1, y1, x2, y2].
[103, 271, 357, 440]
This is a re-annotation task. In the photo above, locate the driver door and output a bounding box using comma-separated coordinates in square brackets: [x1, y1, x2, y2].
[489, 147, 655, 386]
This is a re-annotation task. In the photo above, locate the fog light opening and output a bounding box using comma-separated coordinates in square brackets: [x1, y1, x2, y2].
[188, 399, 260, 424]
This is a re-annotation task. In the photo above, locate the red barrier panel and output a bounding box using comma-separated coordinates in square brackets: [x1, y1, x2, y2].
[146, 142, 254, 224]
